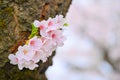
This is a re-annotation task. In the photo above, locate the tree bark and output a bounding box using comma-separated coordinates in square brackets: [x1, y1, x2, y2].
[0, 0, 71, 80]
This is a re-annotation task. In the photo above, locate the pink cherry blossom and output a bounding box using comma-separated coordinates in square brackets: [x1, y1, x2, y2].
[34, 15, 66, 38]
[46, 15, 65, 32]
[8, 15, 67, 70]
[35, 50, 48, 63]
[33, 20, 47, 29]
[54, 15, 65, 27]
[18, 59, 38, 70]
[33, 20, 48, 37]
[28, 36, 43, 50]
[46, 18, 58, 31]
[33, 20, 47, 37]
[32, 50, 44, 63]
[33, 20, 47, 31]
[47, 30, 66, 47]
[42, 39, 56, 57]
[16, 45, 35, 61]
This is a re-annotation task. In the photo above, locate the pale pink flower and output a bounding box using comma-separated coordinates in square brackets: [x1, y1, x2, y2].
[48, 18, 55, 27]
[33, 20, 48, 37]
[18, 59, 38, 70]
[54, 15, 65, 27]
[33, 20, 47, 29]
[42, 39, 55, 57]
[33, 20, 46, 36]
[8, 15, 66, 70]
[32, 50, 44, 63]
[35, 50, 48, 63]
[47, 30, 66, 47]
[40, 37, 55, 57]
[34, 15, 66, 38]
[46, 15, 65, 32]
[16, 45, 35, 61]
[28, 36, 43, 50]
[27, 61, 38, 70]
[46, 18, 58, 31]
[8, 54, 18, 65]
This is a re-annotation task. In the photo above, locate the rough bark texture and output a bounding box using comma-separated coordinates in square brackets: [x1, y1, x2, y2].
[0, 0, 71, 80]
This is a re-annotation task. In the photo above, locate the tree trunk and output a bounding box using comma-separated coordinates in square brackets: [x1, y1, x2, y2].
[0, 0, 71, 80]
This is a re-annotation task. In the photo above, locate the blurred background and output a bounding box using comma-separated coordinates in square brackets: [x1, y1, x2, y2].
[46, 0, 120, 80]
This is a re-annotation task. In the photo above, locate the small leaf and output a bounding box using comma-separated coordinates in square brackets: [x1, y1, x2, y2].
[63, 23, 68, 27]
[29, 24, 38, 39]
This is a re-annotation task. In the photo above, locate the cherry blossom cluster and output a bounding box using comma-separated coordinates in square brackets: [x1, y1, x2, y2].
[8, 15, 67, 70]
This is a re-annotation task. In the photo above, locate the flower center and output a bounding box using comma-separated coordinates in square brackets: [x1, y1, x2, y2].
[39, 25, 44, 30]
[48, 21, 53, 26]
[52, 34, 56, 38]
[23, 49, 28, 55]
[30, 40, 35, 46]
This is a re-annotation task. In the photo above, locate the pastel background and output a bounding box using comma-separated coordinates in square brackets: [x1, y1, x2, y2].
[46, 0, 120, 80]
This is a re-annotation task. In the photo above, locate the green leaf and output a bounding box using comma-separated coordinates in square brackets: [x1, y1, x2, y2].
[63, 23, 68, 27]
[29, 24, 38, 39]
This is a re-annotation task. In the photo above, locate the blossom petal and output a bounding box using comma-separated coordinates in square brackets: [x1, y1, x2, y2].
[33, 20, 41, 27]
[8, 54, 18, 65]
